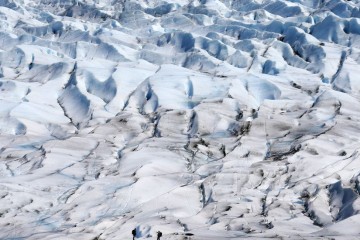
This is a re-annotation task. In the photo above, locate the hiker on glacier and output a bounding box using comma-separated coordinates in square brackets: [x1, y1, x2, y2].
[157, 231, 162, 240]
[132, 228, 136, 240]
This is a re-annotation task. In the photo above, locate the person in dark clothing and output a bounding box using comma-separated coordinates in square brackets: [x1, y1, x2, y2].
[132, 228, 136, 240]
[157, 231, 162, 240]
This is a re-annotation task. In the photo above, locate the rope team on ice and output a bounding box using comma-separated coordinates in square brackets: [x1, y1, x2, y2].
[132, 228, 162, 239]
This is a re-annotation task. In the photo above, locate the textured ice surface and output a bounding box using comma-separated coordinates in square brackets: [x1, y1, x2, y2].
[1, 0, 360, 239]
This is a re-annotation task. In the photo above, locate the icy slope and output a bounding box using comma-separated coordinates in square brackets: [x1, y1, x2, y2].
[1, 0, 360, 239]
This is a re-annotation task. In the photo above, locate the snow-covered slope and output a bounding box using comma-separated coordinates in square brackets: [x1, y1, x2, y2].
[1, 0, 360, 239]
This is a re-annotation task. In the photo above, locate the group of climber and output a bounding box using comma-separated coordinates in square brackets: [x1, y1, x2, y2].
[132, 228, 162, 240]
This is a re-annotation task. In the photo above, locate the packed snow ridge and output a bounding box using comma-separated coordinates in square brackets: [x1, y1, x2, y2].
[1, 0, 360, 239]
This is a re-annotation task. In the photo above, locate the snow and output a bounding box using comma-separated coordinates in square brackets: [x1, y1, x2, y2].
[1, 0, 360, 239]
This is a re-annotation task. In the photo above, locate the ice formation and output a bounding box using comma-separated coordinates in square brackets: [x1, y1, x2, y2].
[1, 0, 360, 239]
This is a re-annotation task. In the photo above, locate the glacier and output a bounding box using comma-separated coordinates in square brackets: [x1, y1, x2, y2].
[1, 0, 360, 239]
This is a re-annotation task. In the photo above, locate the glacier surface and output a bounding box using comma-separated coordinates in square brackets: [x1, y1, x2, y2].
[1, 0, 360, 239]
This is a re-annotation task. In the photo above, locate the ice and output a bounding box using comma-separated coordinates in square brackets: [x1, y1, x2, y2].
[58, 83, 92, 129]
[1, 0, 360, 239]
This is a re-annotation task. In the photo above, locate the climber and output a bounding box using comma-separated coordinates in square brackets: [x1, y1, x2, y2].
[157, 231, 162, 240]
[132, 228, 136, 240]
